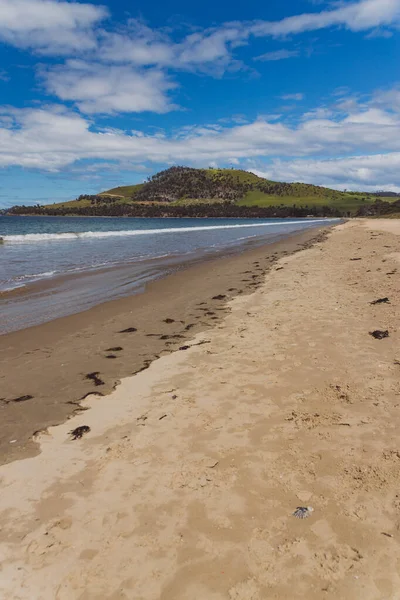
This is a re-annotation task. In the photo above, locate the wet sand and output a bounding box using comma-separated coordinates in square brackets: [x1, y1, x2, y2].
[1, 219, 400, 599]
[0, 226, 327, 464]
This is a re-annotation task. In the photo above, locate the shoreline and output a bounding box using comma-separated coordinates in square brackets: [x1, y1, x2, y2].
[0, 219, 336, 333]
[2, 214, 336, 219]
[1, 219, 400, 598]
[0, 226, 329, 464]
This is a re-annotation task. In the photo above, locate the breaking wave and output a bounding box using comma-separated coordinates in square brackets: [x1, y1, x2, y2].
[1, 219, 334, 243]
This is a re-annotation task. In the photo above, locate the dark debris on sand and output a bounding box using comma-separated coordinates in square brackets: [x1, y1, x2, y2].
[85, 372, 105, 386]
[7, 394, 33, 404]
[70, 425, 91, 440]
[369, 330, 389, 340]
[370, 297, 390, 305]
[119, 327, 137, 333]
[4, 394, 34, 404]
[179, 340, 211, 351]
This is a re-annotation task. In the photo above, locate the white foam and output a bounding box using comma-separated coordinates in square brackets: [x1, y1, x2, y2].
[0, 282, 27, 292]
[1, 219, 336, 243]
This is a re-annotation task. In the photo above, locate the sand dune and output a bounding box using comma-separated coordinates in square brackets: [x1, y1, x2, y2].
[1, 219, 400, 599]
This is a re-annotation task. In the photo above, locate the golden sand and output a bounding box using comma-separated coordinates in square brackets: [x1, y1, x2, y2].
[1, 219, 399, 599]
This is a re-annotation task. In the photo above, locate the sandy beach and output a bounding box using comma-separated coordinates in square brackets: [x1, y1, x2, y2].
[1, 218, 400, 599]
[0, 226, 325, 464]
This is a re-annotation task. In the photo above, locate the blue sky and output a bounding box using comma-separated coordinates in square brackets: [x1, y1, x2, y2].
[1, 0, 400, 207]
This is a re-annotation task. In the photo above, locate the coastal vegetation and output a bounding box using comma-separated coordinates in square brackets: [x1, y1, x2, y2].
[5, 166, 400, 218]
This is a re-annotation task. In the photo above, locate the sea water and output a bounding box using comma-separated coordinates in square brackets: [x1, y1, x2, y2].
[0, 215, 338, 332]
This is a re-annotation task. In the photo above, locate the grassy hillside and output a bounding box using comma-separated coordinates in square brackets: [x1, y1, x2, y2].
[205, 168, 269, 185]
[98, 167, 378, 214]
[100, 183, 144, 198]
[32, 166, 397, 216]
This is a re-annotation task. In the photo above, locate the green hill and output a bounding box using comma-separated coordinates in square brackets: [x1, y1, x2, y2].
[8, 166, 399, 217]
[97, 166, 375, 213]
[101, 183, 145, 198]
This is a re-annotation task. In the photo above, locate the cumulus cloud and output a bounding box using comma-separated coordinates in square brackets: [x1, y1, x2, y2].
[1, 0, 399, 64]
[250, 0, 400, 37]
[0, 0, 107, 53]
[0, 0, 398, 118]
[43, 61, 178, 114]
[252, 153, 400, 192]
[95, 0, 400, 74]
[1, 101, 400, 173]
[99, 0, 400, 72]
[97, 21, 245, 76]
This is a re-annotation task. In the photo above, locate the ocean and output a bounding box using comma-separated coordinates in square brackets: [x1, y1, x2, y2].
[0, 215, 338, 332]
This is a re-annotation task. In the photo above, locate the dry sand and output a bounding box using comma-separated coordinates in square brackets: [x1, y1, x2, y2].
[1, 219, 400, 599]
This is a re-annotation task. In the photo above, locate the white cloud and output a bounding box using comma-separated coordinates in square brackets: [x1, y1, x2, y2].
[252, 153, 400, 192]
[281, 93, 304, 101]
[101, 0, 400, 72]
[1, 0, 398, 68]
[98, 21, 175, 67]
[250, 0, 400, 37]
[43, 61, 178, 114]
[365, 27, 394, 37]
[1, 101, 400, 175]
[254, 49, 299, 61]
[372, 87, 400, 111]
[98, 21, 245, 76]
[0, 0, 107, 53]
